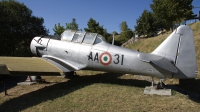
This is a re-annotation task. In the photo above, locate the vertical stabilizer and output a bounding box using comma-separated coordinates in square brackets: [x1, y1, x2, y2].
[152, 25, 198, 78]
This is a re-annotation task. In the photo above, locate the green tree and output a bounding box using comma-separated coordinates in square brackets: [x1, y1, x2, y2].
[84, 18, 110, 41]
[66, 18, 79, 30]
[112, 31, 119, 35]
[53, 23, 65, 35]
[150, 0, 195, 31]
[103, 29, 112, 43]
[135, 10, 158, 37]
[53, 18, 79, 35]
[118, 21, 133, 44]
[0, 0, 48, 56]
[84, 18, 104, 35]
[105, 31, 119, 44]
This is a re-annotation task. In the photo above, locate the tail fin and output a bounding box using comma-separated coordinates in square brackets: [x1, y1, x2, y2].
[152, 25, 198, 79]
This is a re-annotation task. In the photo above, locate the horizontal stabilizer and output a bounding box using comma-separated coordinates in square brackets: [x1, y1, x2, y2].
[138, 53, 178, 73]
[151, 58, 178, 73]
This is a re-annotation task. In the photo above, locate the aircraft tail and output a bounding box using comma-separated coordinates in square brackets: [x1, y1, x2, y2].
[152, 25, 198, 79]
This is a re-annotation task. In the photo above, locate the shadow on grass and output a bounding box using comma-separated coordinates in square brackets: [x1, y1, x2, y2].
[0, 76, 27, 93]
[168, 78, 200, 103]
[0, 73, 150, 111]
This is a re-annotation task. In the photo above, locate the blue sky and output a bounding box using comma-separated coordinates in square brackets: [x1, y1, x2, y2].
[17, 0, 200, 35]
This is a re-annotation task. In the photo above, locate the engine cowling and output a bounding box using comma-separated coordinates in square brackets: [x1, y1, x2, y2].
[30, 37, 47, 57]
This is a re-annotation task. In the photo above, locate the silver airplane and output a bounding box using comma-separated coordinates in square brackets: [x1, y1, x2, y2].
[0, 25, 198, 88]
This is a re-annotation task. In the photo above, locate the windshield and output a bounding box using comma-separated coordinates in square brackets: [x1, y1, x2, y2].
[61, 30, 107, 44]
[72, 31, 85, 43]
[93, 35, 103, 44]
[61, 30, 76, 41]
[82, 33, 97, 44]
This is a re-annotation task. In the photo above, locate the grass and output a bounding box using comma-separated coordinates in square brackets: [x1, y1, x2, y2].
[1, 22, 200, 112]
[191, 22, 200, 72]
[1, 73, 200, 112]
[126, 33, 167, 53]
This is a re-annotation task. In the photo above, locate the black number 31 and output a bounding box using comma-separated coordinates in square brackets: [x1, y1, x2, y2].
[113, 54, 124, 65]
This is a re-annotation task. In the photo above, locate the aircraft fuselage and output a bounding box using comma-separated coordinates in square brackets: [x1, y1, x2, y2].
[31, 36, 171, 79]
[30, 26, 198, 79]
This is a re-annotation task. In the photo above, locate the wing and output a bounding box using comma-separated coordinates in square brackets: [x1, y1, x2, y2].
[0, 57, 79, 76]
[0, 64, 10, 74]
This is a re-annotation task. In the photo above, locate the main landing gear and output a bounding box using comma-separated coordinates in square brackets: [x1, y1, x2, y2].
[151, 77, 166, 89]
[144, 77, 171, 95]
[62, 71, 77, 78]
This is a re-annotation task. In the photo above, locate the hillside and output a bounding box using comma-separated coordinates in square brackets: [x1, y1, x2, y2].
[126, 21, 200, 78]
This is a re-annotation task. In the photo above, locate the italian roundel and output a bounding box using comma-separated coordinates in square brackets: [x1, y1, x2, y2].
[99, 52, 112, 66]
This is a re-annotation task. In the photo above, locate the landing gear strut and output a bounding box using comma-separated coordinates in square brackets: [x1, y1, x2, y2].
[151, 77, 165, 89]
[144, 77, 171, 95]
[156, 79, 165, 89]
[66, 71, 76, 76]
[63, 71, 77, 78]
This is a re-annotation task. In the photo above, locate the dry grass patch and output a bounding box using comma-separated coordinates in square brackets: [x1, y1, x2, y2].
[1, 73, 200, 112]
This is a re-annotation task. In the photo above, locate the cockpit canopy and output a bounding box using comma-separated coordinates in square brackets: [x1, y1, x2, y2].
[61, 30, 106, 45]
